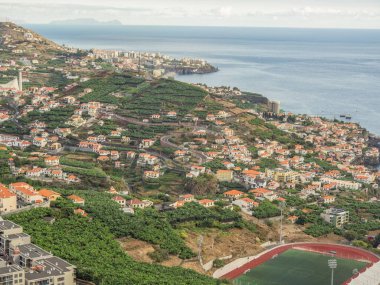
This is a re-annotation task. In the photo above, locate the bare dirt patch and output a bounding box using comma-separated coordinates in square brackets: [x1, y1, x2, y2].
[117, 237, 155, 263]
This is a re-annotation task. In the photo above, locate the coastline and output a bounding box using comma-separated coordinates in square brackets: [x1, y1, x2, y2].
[25, 24, 380, 135]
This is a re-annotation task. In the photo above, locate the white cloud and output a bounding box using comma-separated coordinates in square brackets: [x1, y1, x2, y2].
[219, 6, 233, 18]
[0, 0, 379, 28]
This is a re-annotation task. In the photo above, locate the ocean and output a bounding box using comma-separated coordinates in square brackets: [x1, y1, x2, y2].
[27, 25, 380, 135]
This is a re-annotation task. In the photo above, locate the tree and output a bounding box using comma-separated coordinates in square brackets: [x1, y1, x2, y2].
[296, 215, 307, 225]
[184, 174, 218, 196]
[343, 230, 358, 241]
[373, 234, 380, 248]
[252, 201, 281, 219]
[352, 240, 370, 249]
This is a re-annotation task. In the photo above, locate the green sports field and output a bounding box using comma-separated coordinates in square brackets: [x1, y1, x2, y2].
[233, 249, 367, 285]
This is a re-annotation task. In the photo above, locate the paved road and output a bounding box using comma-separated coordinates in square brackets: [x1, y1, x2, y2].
[109, 113, 194, 127]
[160, 135, 208, 164]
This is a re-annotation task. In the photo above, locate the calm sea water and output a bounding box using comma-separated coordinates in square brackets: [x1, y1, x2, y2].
[27, 25, 380, 135]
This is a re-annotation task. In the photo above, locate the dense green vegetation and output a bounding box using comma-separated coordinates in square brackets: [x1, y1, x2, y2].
[19, 106, 75, 129]
[7, 208, 220, 285]
[303, 222, 337, 237]
[0, 120, 27, 135]
[60, 190, 194, 259]
[124, 124, 174, 139]
[184, 174, 219, 196]
[295, 197, 380, 238]
[249, 118, 303, 146]
[91, 119, 119, 135]
[256, 158, 280, 170]
[253, 201, 281, 219]
[0, 148, 11, 178]
[46, 72, 69, 88]
[202, 159, 227, 172]
[336, 198, 380, 234]
[304, 157, 338, 171]
[62, 166, 107, 178]
[80, 75, 144, 104]
[60, 156, 96, 169]
[120, 79, 207, 118]
[167, 202, 246, 230]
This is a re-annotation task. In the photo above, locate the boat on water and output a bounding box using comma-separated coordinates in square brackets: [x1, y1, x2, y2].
[339, 114, 346, 118]
[346, 115, 352, 120]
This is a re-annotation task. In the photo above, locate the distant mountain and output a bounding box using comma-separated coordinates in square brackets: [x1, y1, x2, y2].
[50, 18, 123, 26]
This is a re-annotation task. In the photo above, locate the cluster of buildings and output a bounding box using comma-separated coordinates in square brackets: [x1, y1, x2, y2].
[1, 22, 380, 239]
[106, 186, 152, 214]
[195, 85, 242, 97]
[170, 194, 215, 209]
[0, 182, 64, 213]
[89, 49, 213, 78]
[0, 218, 76, 285]
[171, 108, 380, 229]
[5, 146, 79, 184]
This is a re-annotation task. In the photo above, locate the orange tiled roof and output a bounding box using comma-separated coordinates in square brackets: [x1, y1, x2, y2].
[39, 189, 60, 198]
[0, 186, 15, 199]
[10, 182, 32, 188]
[224, 189, 244, 196]
[67, 194, 84, 203]
[323, 195, 335, 200]
[249, 188, 272, 194]
[198, 199, 214, 205]
[241, 197, 254, 203]
[112, 196, 126, 201]
[13, 186, 37, 196]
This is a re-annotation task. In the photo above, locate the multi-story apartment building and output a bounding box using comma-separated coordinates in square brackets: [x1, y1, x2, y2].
[0, 219, 76, 285]
[0, 261, 25, 285]
[320, 208, 349, 229]
[266, 169, 300, 184]
[320, 177, 361, 190]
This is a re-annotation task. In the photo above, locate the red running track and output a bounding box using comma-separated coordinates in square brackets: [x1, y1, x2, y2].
[221, 243, 380, 280]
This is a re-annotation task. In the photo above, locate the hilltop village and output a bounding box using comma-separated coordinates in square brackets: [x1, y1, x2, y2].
[0, 22, 380, 285]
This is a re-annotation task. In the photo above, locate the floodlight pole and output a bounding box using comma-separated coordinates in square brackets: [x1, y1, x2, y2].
[279, 202, 286, 244]
[328, 258, 337, 285]
[280, 207, 283, 244]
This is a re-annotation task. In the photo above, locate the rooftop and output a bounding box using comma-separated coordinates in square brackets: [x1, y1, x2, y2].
[18, 243, 52, 259]
[0, 220, 22, 232]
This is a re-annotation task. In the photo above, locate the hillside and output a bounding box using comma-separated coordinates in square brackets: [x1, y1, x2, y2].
[0, 22, 71, 61]
[2, 22, 378, 285]
[0, 22, 274, 285]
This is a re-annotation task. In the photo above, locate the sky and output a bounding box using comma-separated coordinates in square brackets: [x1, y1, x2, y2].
[1, 0, 380, 29]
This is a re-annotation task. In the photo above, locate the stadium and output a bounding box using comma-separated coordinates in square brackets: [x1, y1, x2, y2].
[214, 243, 380, 285]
